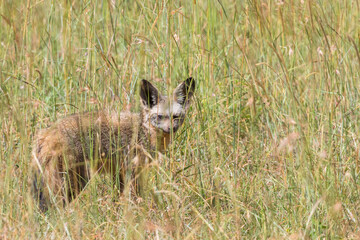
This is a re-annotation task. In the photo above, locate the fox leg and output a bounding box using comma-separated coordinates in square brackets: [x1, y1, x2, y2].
[34, 155, 90, 210]
[64, 164, 90, 203]
[129, 154, 147, 201]
[32, 170, 49, 212]
[32, 154, 67, 210]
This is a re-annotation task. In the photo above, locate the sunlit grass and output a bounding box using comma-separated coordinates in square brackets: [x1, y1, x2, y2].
[0, 0, 359, 238]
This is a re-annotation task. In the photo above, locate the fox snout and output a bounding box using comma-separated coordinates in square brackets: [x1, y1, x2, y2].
[162, 124, 179, 134]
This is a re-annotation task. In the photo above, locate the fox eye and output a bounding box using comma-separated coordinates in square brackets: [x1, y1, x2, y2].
[157, 115, 165, 120]
[172, 115, 180, 119]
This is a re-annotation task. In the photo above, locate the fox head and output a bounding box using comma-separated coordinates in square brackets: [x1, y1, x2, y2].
[140, 77, 195, 134]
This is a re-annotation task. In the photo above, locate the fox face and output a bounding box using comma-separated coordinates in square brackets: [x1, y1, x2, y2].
[140, 77, 195, 134]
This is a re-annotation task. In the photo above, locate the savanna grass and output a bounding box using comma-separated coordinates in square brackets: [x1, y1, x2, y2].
[0, 0, 359, 238]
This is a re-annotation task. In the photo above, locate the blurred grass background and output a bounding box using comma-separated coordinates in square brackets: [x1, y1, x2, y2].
[0, 0, 359, 238]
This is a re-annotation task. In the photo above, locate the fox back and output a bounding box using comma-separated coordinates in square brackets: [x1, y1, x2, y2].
[31, 78, 195, 211]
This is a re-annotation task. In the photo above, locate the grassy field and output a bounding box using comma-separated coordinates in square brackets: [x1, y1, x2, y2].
[1, 0, 359, 239]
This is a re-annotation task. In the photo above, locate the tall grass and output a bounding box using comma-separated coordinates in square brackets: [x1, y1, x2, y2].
[1, 0, 359, 238]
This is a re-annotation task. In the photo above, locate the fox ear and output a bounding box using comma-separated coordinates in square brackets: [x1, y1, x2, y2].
[174, 77, 195, 106]
[140, 79, 160, 108]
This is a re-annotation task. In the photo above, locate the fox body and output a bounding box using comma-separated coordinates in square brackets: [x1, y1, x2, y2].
[31, 78, 195, 210]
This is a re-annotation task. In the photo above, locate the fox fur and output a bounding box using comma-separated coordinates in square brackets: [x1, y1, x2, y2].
[31, 78, 195, 211]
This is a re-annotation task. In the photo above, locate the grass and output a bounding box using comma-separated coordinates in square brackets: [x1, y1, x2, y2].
[0, 0, 359, 238]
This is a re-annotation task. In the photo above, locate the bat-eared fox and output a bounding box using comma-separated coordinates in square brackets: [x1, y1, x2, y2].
[31, 78, 195, 211]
